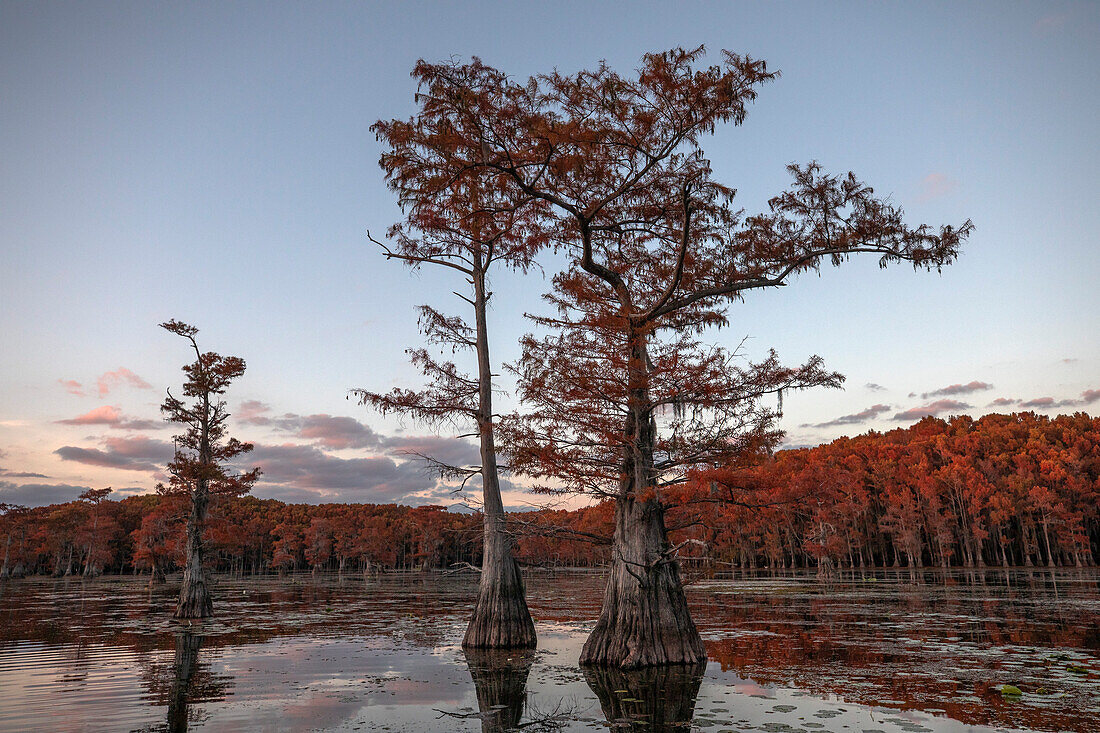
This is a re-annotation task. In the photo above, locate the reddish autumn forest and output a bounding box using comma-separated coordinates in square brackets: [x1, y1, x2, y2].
[2, 411, 1097, 579]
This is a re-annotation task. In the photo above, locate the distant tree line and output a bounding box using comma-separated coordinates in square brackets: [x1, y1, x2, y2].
[2, 411, 1095, 579]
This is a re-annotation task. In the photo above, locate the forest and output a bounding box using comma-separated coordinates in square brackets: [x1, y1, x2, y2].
[3, 410, 1096, 580]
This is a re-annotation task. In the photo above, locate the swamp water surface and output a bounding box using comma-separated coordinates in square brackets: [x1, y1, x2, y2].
[0, 570, 1097, 732]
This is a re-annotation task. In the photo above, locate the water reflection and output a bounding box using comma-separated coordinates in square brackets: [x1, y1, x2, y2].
[463, 648, 536, 731]
[0, 571, 1097, 732]
[583, 663, 706, 731]
[166, 631, 202, 733]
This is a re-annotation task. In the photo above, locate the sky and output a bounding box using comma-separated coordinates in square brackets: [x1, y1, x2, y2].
[1, 1, 1097, 509]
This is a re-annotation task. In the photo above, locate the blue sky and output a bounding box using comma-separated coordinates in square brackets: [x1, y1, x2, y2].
[1, 1, 1097, 507]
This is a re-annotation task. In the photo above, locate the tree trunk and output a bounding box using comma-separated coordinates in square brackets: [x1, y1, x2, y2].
[1040, 513, 1056, 568]
[176, 480, 212, 619]
[462, 262, 535, 649]
[0, 533, 9, 579]
[580, 496, 706, 667]
[579, 332, 705, 668]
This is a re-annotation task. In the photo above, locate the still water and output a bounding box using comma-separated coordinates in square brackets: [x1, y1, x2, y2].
[0, 570, 1096, 732]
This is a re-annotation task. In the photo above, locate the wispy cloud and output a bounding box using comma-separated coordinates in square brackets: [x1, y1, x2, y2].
[892, 399, 971, 421]
[237, 400, 273, 425]
[917, 172, 958, 203]
[96, 368, 152, 397]
[922, 381, 992, 399]
[1019, 396, 1078, 409]
[56, 405, 161, 430]
[988, 397, 1020, 407]
[865, 383, 887, 392]
[805, 404, 892, 428]
[0, 469, 49, 478]
[57, 379, 85, 397]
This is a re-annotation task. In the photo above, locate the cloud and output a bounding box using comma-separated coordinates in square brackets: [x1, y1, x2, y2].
[917, 172, 958, 202]
[0, 469, 49, 478]
[58, 405, 122, 425]
[865, 383, 886, 392]
[1019, 397, 1077, 409]
[805, 404, 892, 428]
[56, 405, 162, 430]
[892, 399, 971, 421]
[382, 435, 480, 468]
[988, 397, 1020, 407]
[1081, 389, 1100, 405]
[96, 368, 152, 397]
[298, 415, 383, 450]
[0, 481, 91, 507]
[54, 436, 172, 472]
[248, 443, 433, 503]
[58, 379, 85, 397]
[241, 407, 384, 450]
[922, 381, 992, 399]
[238, 400, 273, 425]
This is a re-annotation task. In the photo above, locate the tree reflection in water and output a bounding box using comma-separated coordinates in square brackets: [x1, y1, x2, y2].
[159, 630, 233, 732]
[462, 648, 536, 731]
[167, 631, 202, 732]
[583, 663, 706, 731]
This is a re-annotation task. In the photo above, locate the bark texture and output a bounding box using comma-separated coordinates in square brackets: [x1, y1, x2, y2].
[463, 523, 536, 648]
[580, 496, 706, 667]
[175, 486, 212, 619]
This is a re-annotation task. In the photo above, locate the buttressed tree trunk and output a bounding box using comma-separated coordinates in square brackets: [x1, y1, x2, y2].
[581, 495, 706, 667]
[464, 266, 536, 649]
[581, 338, 704, 667]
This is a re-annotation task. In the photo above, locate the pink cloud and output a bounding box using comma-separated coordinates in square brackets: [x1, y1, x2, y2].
[238, 400, 273, 425]
[892, 399, 971, 421]
[806, 404, 892, 428]
[56, 405, 161, 431]
[917, 172, 959, 203]
[1081, 389, 1100, 405]
[57, 405, 123, 426]
[988, 397, 1020, 407]
[57, 379, 85, 397]
[96, 368, 152, 397]
[1020, 396, 1078, 409]
[922, 381, 992, 399]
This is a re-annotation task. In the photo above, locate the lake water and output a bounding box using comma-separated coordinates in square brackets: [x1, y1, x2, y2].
[0, 569, 1097, 732]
